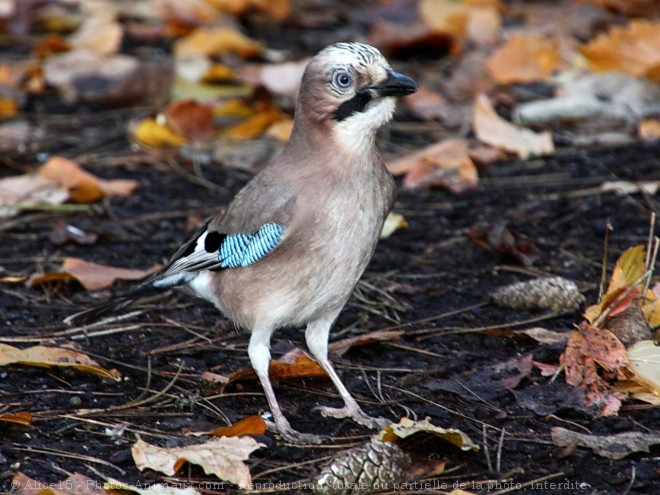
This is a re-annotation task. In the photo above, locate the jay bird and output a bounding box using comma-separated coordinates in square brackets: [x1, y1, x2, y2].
[65, 42, 417, 444]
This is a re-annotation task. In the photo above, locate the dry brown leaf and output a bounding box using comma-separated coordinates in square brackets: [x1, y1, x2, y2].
[560, 323, 628, 416]
[239, 59, 307, 103]
[211, 415, 267, 437]
[388, 139, 478, 193]
[0, 173, 68, 219]
[551, 427, 660, 460]
[420, 0, 501, 48]
[175, 26, 264, 59]
[581, 20, 660, 81]
[164, 99, 214, 140]
[329, 329, 405, 356]
[227, 353, 326, 384]
[467, 221, 540, 266]
[0, 344, 121, 381]
[69, 11, 122, 55]
[0, 411, 33, 426]
[131, 435, 264, 489]
[379, 417, 479, 452]
[486, 34, 561, 84]
[473, 94, 554, 158]
[403, 86, 448, 121]
[27, 257, 160, 291]
[37, 156, 138, 203]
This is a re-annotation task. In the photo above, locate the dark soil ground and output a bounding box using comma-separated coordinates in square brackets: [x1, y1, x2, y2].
[1, 110, 659, 493]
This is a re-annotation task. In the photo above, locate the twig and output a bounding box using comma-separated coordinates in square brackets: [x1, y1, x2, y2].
[593, 266, 655, 328]
[11, 446, 126, 474]
[483, 425, 493, 472]
[496, 426, 506, 473]
[599, 219, 612, 301]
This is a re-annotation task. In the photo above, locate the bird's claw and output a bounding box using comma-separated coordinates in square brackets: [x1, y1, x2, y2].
[265, 419, 325, 445]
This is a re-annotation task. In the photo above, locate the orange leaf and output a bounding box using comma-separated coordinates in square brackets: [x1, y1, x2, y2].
[639, 118, 660, 141]
[473, 94, 554, 158]
[0, 411, 33, 426]
[227, 354, 326, 384]
[560, 323, 628, 416]
[580, 20, 660, 81]
[211, 415, 267, 437]
[0, 96, 18, 118]
[329, 330, 404, 357]
[28, 257, 160, 291]
[389, 139, 478, 193]
[486, 34, 560, 84]
[222, 107, 286, 140]
[175, 27, 264, 59]
[36, 156, 138, 203]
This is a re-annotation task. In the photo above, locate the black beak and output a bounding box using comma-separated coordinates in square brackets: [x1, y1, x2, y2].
[369, 70, 417, 97]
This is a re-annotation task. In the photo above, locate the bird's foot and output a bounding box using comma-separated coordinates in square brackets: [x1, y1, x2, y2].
[265, 419, 325, 445]
[314, 404, 390, 430]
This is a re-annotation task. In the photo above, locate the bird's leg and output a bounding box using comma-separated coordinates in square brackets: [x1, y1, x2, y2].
[248, 326, 323, 444]
[305, 316, 390, 430]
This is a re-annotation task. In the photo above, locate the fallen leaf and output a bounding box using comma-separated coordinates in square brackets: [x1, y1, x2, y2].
[427, 354, 533, 401]
[419, 0, 501, 48]
[560, 323, 628, 415]
[164, 99, 214, 140]
[265, 117, 293, 141]
[467, 221, 540, 266]
[533, 361, 560, 377]
[389, 138, 478, 193]
[586, 0, 659, 16]
[329, 329, 405, 356]
[211, 415, 267, 437]
[207, 0, 292, 21]
[222, 106, 286, 140]
[0, 344, 121, 381]
[132, 118, 188, 149]
[175, 26, 264, 59]
[227, 353, 326, 385]
[551, 427, 660, 460]
[627, 340, 660, 395]
[239, 59, 308, 103]
[0, 174, 69, 219]
[69, 11, 122, 55]
[584, 245, 658, 326]
[27, 257, 160, 292]
[486, 34, 561, 84]
[380, 212, 408, 239]
[0, 411, 33, 426]
[580, 20, 660, 81]
[131, 435, 264, 489]
[473, 94, 554, 158]
[379, 417, 479, 452]
[37, 156, 138, 202]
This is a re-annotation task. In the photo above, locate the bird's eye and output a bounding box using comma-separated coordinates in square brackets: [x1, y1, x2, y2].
[334, 72, 352, 88]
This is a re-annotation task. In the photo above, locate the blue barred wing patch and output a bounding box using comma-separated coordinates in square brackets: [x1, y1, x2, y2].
[218, 223, 285, 268]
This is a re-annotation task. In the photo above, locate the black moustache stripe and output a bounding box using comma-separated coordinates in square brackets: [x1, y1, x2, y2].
[333, 91, 372, 122]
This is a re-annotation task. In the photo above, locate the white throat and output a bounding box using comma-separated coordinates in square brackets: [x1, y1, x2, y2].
[333, 97, 396, 155]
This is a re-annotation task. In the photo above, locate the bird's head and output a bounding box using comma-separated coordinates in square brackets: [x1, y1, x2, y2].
[295, 42, 417, 152]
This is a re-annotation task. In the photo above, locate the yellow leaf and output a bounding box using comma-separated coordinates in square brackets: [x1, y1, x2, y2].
[131, 435, 264, 489]
[133, 118, 188, 149]
[222, 107, 285, 140]
[0, 96, 18, 118]
[639, 118, 660, 141]
[0, 344, 121, 382]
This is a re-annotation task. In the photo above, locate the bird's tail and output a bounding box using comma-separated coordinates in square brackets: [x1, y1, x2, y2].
[63, 284, 162, 326]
